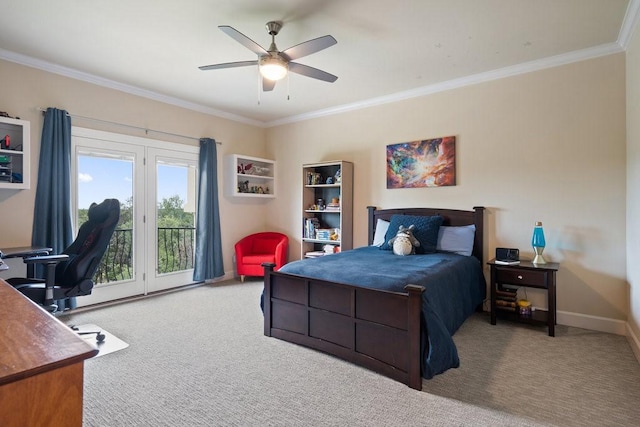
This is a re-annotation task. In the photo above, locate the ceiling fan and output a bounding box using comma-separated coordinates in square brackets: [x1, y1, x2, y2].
[199, 21, 338, 91]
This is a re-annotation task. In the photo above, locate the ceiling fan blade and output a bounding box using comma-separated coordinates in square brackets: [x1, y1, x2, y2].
[199, 60, 258, 71]
[219, 25, 268, 56]
[281, 35, 337, 61]
[262, 78, 276, 92]
[288, 62, 338, 83]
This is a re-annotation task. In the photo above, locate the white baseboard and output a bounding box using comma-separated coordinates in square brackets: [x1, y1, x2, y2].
[627, 323, 640, 363]
[205, 271, 234, 283]
[557, 310, 627, 335]
[206, 271, 265, 283]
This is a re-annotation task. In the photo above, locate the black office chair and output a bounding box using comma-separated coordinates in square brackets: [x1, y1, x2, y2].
[7, 199, 120, 323]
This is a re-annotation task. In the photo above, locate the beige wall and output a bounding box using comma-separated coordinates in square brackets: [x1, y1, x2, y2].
[266, 54, 628, 326]
[0, 50, 631, 330]
[627, 19, 640, 353]
[0, 59, 269, 277]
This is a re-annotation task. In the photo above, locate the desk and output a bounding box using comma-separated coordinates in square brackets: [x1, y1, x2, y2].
[0, 278, 98, 426]
[0, 246, 53, 258]
[1, 246, 52, 277]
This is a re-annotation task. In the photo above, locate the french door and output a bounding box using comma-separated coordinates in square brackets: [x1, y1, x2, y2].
[71, 128, 199, 306]
[147, 147, 198, 293]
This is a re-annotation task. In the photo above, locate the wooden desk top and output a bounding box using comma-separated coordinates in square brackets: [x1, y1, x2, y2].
[0, 278, 98, 386]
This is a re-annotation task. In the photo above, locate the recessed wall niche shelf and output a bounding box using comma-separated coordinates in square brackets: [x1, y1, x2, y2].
[225, 154, 275, 199]
[0, 116, 30, 190]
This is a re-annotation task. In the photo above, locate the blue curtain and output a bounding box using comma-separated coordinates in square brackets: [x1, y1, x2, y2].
[193, 138, 224, 281]
[32, 108, 73, 254]
[31, 108, 74, 309]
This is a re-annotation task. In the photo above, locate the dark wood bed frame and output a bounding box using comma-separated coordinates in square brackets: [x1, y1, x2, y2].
[262, 206, 485, 390]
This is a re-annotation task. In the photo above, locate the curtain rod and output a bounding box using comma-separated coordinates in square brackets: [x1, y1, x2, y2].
[36, 107, 221, 144]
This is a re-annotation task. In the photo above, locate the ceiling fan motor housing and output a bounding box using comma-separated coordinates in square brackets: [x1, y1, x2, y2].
[266, 21, 282, 36]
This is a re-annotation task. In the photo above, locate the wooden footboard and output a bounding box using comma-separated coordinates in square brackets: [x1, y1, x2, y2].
[263, 263, 425, 390]
[262, 206, 484, 389]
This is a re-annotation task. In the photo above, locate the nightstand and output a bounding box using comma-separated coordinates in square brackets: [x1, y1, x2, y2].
[487, 259, 560, 336]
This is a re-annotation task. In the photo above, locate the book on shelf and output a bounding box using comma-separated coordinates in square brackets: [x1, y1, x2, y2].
[303, 218, 320, 239]
[497, 284, 518, 293]
[304, 251, 326, 258]
[496, 290, 516, 299]
[496, 300, 517, 308]
[496, 289, 517, 299]
[306, 171, 323, 185]
[315, 228, 333, 240]
[496, 295, 517, 303]
[495, 305, 517, 312]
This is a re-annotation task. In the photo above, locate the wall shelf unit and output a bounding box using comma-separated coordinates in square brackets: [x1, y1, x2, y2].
[0, 117, 30, 190]
[301, 160, 353, 259]
[225, 154, 275, 199]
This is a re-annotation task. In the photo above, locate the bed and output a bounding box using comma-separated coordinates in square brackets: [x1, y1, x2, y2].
[262, 206, 485, 390]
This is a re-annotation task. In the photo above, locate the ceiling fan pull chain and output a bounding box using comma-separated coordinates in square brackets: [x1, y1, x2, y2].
[287, 73, 290, 101]
[257, 69, 261, 105]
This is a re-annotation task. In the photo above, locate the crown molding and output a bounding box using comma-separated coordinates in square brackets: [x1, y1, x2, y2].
[0, 48, 265, 128]
[266, 42, 624, 127]
[619, 0, 640, 49]
[0, 38, 627, 130]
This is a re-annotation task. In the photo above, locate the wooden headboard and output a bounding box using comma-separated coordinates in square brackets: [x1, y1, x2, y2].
[366, 206, 485, 263]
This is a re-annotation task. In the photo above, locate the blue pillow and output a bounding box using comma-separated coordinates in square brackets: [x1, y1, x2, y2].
[436, 224, 476, 256]
[380, 214, 444, 254]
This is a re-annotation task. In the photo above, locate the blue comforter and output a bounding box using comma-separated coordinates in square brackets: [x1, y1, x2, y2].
[274, 246, 486, 378]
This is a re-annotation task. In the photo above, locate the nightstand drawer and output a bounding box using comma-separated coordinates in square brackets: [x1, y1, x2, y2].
[495, 268, 546, 287]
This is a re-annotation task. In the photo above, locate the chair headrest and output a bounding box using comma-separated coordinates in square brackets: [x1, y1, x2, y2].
[88, 199, 120, 224]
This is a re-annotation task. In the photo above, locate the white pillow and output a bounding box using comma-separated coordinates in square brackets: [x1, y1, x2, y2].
[372, 219, 390, 246]
[436, 224, 476, 256]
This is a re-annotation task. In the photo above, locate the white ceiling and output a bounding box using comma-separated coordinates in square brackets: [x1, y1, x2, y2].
[0, 0, 637, 127]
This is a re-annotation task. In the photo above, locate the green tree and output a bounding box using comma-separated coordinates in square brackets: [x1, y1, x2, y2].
[157, 195, 194, 228]
[156, 195, 195, 273]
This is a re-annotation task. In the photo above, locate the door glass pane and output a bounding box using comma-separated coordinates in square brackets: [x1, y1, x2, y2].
[156, 162, 196, 274]
[77, 153, 134, 284]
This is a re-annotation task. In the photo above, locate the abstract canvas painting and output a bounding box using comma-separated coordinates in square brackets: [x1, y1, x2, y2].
[386, 136, 456, 188]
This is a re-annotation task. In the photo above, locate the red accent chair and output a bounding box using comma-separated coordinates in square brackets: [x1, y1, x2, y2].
[234, 232, 288, 281]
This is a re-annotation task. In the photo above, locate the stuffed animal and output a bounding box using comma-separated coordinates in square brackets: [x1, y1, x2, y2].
[388, 225, 420, 256]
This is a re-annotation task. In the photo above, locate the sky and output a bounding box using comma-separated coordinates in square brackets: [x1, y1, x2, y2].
[77, 156, 189, 209]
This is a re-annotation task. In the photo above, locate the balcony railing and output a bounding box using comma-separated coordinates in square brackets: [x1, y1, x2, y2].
[94, 227, 195, 284]
[158, 227, 195, 274]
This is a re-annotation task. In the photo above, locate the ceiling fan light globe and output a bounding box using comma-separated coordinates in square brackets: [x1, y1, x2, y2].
[259, 57, 288, 81]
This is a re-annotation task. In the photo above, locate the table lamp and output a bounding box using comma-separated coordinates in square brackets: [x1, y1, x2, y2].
[532, 221, 546, 264]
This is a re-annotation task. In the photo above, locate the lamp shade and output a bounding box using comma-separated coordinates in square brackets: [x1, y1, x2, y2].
[259, 56, 288, 81]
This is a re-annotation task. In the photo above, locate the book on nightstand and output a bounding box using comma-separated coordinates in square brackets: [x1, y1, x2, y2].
[496, 300, 518, 308]
[494, 259, 520, 265]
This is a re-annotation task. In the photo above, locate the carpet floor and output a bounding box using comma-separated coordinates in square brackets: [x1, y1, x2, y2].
[61, 279, 640, 426]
